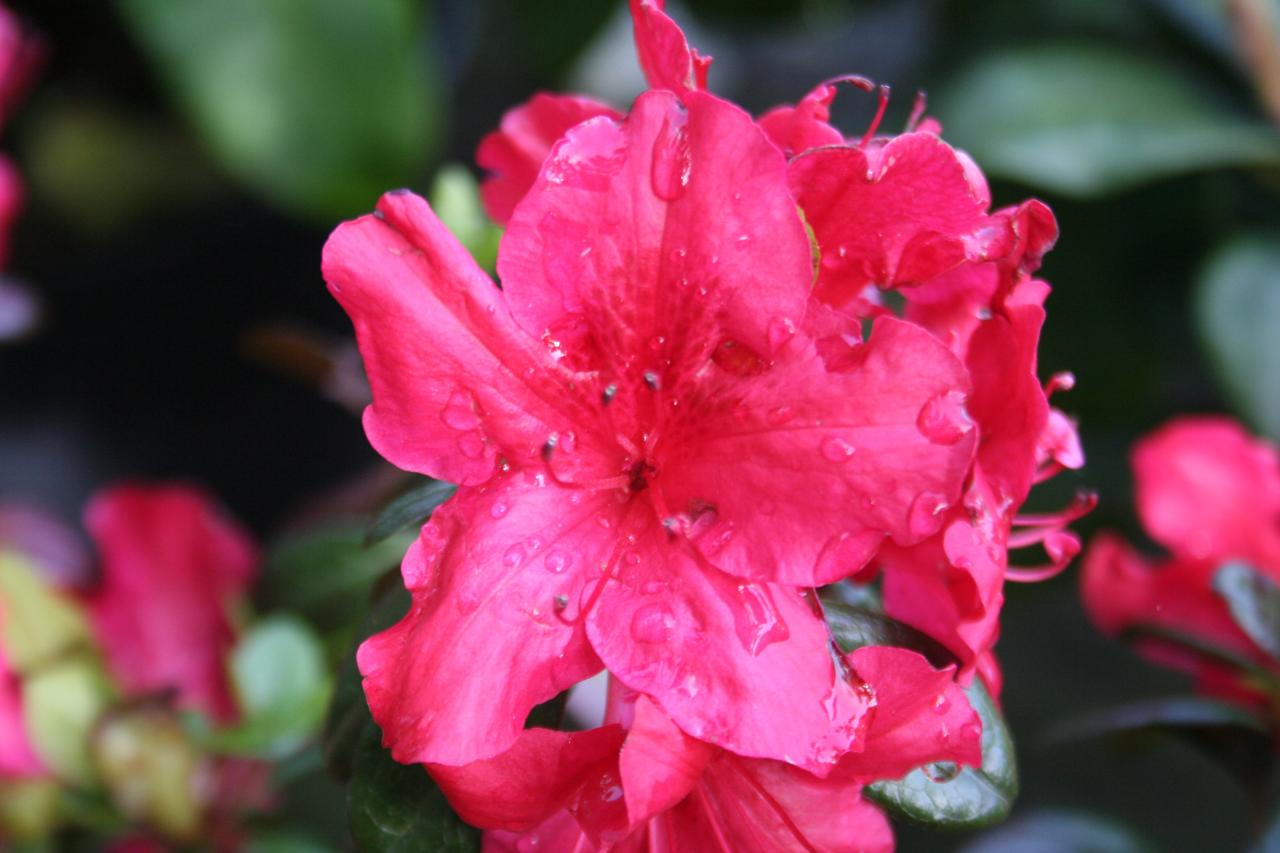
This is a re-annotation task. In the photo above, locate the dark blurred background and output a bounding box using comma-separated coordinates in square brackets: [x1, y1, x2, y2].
[3, 1, 1279, 849]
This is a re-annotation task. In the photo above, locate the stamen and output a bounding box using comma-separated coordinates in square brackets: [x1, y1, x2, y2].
[859, 84, 891, 148]
[601, 383, 618, 405]
[643, 371, 661, 391]
[1012, 491, 1097, 528]
[905, 90, 928, 133]
[1044, 371, 1075, 398]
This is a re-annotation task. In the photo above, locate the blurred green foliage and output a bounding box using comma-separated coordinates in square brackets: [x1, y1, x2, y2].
[116, 0, 443, 221]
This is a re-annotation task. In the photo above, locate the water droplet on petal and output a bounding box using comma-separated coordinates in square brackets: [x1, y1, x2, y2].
[923, 761, 960, 783]
[490, 501, 509, 519]
[543, 549, 572, 574]
[767, 316, 797, 350]
[932, 693, 951, 715]
[440, 389, 480, 431]
[733, 583, 790, 655]
[631, 602, 675, 644]
[650, 118, 691, 201]
[820, 436, 857, 463]
[502, 543, 527, 569]
[457, 433, 486, 459]
[908, 492, 950, 539]
[767, 406, 795, 426]
[916, 390, 974, 445]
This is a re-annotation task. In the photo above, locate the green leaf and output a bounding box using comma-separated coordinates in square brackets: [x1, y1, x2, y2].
[324, 586, 410, 781]
[824, 595, 957, 668]
[958, 809, 1159, 853]
[1195, 236, 1280, 441]
[244, 831, 337, 853]
[935, 44, 1280, 197]
[429, 168, 502, 273]
[205, 616, 332, 758]
[116, 0, 443, 220]
[866, 677, 1017, 829]
[261, 523, 414, 629]
[1043, 695, 1273, 791]
[0, 551, 92, 675]
[348, 721, 480, 852]
[23, 655, 116, 785]
[364, 479, 456, 547]
[1214, 561, 1280, 662]
[1125, 622, 1280, 691]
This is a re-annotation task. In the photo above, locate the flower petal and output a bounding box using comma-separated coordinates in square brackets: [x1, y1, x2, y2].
[661, 315, 976, 585]
[477, 93, 621, 226]
[586, 521, 873, 774]
[498, 89, 811, 381]
[83, 484, 256, 721]
[358, 471, 613, 766]
[323, 190, 616, 487]
[628, 0, 708, 94]
[429, 725, 626, 832]
[0, 638, 42, 777]
[839, 646, 982, 781]
[619, 694, 714, 825]
[790, 134, 1008, 310]
[1133, 417, 1280, 567]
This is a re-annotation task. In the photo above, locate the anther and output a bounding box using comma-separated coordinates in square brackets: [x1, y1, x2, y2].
[542, 433, 558, 462]
[643, 371, 661, 391]
[554, 594, 569, 611]
[602, 383, 618, 405]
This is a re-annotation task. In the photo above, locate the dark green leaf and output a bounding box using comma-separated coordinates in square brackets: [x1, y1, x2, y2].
[1195, 236, 1280, 441]
[824, 595, 957, 668]
[1214, 561, 1280, 662]
[1044, 695, 1273, 790]
[958, 809, 1159, 853]
[261, 523, 414, 629]
[348, 721, 480, 852]
[935, 44, 1280, 197]
[117, 0, 443, 220]
[324, 586, 410, 781]
[364, 479, 456, 546]
[866, 678, 1017, 829]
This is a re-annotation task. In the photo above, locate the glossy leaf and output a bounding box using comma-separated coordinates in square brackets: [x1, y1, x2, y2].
[260, 524, 414, 628]
[348, 721, 480, 852]
[364, 479, 456, 546]
[1214, 561, 1280, 662]
[824, 594, 957, 668]
[936, 44, 1280, 197]
[324, 585, 410, 781]
[866, 677, 1018, 829]
[958, 809, 1158, 853]
[1195, 236, 1280, 441]
[1044, 695, 1273, 790]
[117, 0, 442, 220]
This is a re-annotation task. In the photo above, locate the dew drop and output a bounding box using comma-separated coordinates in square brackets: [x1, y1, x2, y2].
[932, 693, 951, 715]
[923, 761, 960, 783]
[598, 774, 624, 803]
[767, 316, 797, 350]
[767, 405, 796, 426]
[457, 433, 486, 459]
[440, 389, 480, 431]
[543, 549, 572, 574]
[490, 501, 509, 519]
[820, 435, 857, 463]
[733, 583, 790, 655]
[502, 543, 527, 569]
[916, 390, 974, 445]
[631, 602, 676, 644]
[907, 492, 950, 539]
[650, 118, 691, 201]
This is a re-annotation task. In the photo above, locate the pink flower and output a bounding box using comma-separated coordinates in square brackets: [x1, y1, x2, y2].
[0, 631, 42, 778]
[324, 82, 976, 773]
[1082, 418, 1280, 699]
[432, 647, 978, 851]
[83, 484, 258, 721]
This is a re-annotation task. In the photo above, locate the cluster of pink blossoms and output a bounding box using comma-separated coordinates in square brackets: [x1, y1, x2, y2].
[323, 1, 1085, 849]
[0, 485, 264, 840]
[1084, 418, 1280, 706]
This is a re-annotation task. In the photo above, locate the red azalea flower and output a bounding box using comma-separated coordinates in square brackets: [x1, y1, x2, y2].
[429, 646, 978, 852]
[0, 633, 41, 778]
[1082, 418, 1280, 699]
[83, 484, 258, 722]
[324, 83, 976, 773]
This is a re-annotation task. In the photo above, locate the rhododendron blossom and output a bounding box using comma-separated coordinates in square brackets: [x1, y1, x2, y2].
[1083, 418, 1280, 701]
[326, 86, 976, 773]
[431, 648, 979, 852]
[83, 484, 258, 721]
